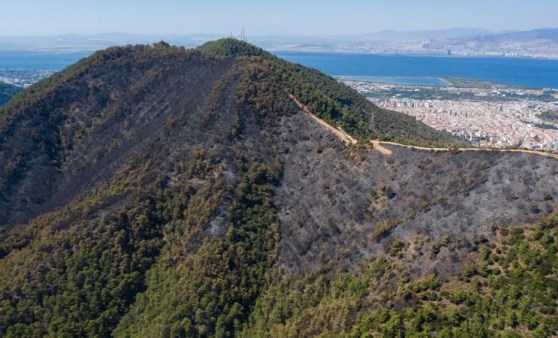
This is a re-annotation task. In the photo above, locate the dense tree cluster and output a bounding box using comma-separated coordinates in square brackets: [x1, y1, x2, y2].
[243, 216, 558, 337]
[538, 110, 558, 122]
[0, 82, 21, 107]
[198, 38, 271, 58]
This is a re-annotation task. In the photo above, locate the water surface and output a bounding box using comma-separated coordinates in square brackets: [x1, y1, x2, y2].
[275, 52, 558, 89]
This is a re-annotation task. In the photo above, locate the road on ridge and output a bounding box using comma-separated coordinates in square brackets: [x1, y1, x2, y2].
[289, 93, 558, 161]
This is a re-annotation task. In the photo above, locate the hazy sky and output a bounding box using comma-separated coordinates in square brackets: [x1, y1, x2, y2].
[1, 0, 556, 36]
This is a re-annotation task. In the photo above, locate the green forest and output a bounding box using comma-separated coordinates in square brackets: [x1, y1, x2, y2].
[0, 82, 21, 106]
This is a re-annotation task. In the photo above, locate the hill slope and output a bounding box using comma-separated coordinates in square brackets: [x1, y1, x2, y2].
[0, 39, 557, 337]
[0, 82, 21, 106]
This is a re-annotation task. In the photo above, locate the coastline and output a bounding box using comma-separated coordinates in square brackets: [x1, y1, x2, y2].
[272, 49, 558, 61]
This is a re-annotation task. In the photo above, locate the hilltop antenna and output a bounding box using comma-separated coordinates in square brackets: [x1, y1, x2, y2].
[240, 28, 245, 42]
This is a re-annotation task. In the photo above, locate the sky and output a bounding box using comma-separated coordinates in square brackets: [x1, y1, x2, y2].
[0, 0, 556, 37]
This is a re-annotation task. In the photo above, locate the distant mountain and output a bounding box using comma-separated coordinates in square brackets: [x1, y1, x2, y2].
[470, 28, 558, 43]
[0, 82, 21, 106]
[0, 39, 557, 337]
[359, 28, 492, 41]
[437, 28, 558, 58]
[0, 33, 222, 52]
[2, 28, 558, 59]
[259, 28, 558, 59]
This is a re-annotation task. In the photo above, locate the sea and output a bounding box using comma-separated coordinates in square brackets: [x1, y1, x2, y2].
[0, 51, 93, 70]
[1, 50, 558, 89]
[275, 52, 558, 89]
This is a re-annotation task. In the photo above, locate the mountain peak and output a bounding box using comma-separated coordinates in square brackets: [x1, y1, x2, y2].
[197, 38, 271, 58]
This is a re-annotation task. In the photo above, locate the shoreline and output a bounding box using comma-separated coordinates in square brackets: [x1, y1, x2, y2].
[273, 50, 558, 61]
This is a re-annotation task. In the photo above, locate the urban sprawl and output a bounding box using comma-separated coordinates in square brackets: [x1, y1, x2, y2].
[346, 80, 558, 151]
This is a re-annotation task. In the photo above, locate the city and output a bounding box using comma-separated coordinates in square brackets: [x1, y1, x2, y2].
[272, 37, 558, 60]
[345, 79, 558, 150]
[0, 69, 55, 87]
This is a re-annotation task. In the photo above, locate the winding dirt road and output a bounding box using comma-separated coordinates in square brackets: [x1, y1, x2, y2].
[376, 141, 558, 160]
[290, 93, 558, 161]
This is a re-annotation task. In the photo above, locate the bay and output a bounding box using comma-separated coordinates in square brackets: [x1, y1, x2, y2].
[1, 50, 558, 89]
[0, 51, 92, 70]
[275, 52, 558, 89]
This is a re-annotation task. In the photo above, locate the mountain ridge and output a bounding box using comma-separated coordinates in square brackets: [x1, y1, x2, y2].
[0, 39, 463, 228]
[468, 28, 558, 43]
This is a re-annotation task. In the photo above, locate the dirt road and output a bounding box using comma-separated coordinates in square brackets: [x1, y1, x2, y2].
[378, 141, 558, 160]
[289, 94, 558, 161]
